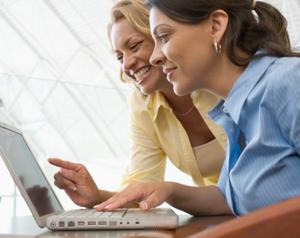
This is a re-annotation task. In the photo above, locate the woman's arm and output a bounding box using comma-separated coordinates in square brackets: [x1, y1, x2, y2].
[121, 92, 167, 187]
[47, 92, 166, 208]
[167, 183, 232, 216]
[48, 158, 140, 208]
[48, 158, 115, 207]
[270, 61, 300, 154]
[95, 182, 232, 216]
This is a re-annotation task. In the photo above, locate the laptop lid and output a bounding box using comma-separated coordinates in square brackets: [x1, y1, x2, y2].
[0, 122, 63, 228]
[0, 122, 178, 230]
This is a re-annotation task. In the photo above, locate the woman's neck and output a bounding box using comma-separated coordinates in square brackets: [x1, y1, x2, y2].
[206, 54, 246, 99]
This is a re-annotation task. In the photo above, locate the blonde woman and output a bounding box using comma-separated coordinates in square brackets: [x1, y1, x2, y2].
[49, 0, 226, 208]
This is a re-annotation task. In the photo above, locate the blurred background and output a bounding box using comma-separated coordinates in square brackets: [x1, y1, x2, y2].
[0, 0, 299, 217]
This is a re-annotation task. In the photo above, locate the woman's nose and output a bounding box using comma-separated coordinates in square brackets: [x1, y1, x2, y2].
[150, 46, 165, 67]
[150, 51, 164, 66]
[122, 54, 137, 75]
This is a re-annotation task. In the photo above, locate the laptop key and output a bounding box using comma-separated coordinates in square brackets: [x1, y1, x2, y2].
[110, 209, 128, 218]
[100, 212, 112, 217]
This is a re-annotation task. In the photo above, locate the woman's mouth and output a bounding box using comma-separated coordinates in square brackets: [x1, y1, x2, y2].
[163, 67, 177, 82]
[135, 66, 151, 84]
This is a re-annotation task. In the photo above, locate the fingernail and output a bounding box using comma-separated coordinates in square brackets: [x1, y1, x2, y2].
[140, 201, 148, 210]
[104, 204, 112, 209]
[72, 186, 77, 191]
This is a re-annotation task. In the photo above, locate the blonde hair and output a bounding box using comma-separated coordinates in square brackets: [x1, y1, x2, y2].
[110, 0, 151, 37]
[108, 0, 151, 83]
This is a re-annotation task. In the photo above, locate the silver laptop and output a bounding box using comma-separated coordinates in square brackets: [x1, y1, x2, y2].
[0, 122, 178, 230]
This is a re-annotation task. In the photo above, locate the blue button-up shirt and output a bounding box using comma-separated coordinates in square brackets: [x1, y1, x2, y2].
[209, 55, 300, 215]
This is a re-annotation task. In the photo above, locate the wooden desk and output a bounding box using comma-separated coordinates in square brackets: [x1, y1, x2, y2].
[0, 214, 234, 238]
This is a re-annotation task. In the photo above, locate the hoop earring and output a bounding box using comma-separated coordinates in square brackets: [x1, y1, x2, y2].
[214, 42, 222, 54]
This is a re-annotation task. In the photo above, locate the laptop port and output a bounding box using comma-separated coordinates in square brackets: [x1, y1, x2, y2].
[109, 221, 117, 226]
[49, 221, 56, 228]
[77, 221, 85, 226]
[135, 221, 140, 224]
[88, 221, 96, 225]
[58, 221, 65, 227]
[98, 221, 107, 225]
[67, 221, 75, 227]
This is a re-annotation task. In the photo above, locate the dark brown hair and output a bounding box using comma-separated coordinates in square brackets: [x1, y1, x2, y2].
[146, 0, 300, 66]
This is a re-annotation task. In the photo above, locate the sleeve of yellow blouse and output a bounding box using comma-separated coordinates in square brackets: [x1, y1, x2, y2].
[121, 92, 167, 189]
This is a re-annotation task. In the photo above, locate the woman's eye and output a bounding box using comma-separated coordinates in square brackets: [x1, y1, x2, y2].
[158, 34, 169, 43]
[130, 40, 143, 51]
[116, 55, 123, 62]
[130, 44, 138, 50]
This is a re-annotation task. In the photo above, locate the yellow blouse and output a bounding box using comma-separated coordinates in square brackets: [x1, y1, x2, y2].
[121, 89, 227, 187]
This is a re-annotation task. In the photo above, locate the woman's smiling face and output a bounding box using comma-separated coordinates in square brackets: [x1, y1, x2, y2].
[110, 18, 166, 95]
[149, 7, 219, 96]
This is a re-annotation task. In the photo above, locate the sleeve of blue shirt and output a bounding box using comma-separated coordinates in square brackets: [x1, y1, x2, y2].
[270, 58, 300, 154]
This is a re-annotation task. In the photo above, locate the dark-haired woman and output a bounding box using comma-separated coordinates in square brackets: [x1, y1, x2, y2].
[96, 0, 300, 216]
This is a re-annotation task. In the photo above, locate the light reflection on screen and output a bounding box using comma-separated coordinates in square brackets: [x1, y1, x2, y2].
[0, 126, 62, 216]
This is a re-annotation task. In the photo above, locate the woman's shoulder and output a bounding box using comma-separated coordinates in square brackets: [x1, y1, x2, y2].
[266, 56, 300, 89]
[273, 56, 300, 71]
[258, 56, 300, 114]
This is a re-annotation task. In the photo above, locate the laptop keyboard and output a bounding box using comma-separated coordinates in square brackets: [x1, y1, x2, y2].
[62, 208, 128, 218]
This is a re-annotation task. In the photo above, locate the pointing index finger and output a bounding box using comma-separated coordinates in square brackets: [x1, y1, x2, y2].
[48, 158, 81, 172]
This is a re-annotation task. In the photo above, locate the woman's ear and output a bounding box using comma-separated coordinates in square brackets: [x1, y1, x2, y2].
[209, 10, 228, 43]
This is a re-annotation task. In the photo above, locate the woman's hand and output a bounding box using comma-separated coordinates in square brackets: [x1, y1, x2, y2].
[95, 182, 175, 211]
[48, 158, 101, 207]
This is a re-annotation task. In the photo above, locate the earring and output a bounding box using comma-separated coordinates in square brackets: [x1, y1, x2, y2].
[214, 42, 222, 54]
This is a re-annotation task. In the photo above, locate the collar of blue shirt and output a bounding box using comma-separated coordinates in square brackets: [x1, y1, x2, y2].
[223, 54, 278, 124]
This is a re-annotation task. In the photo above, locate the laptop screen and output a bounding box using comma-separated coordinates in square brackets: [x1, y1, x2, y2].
[0, 125, 62, 216]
